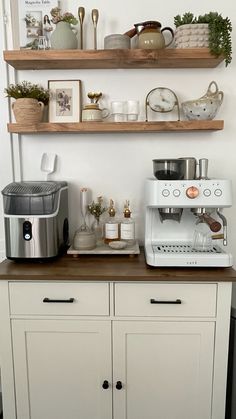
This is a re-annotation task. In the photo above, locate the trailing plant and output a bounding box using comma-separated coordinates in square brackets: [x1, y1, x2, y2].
[4, 81, 50, 105]
[174, 12, 232, 66]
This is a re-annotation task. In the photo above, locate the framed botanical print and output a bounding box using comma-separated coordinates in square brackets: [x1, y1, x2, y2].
[48, 80, 82, 123]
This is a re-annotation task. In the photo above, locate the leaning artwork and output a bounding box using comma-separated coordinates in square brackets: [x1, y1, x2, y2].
[10, 0, 59, 49]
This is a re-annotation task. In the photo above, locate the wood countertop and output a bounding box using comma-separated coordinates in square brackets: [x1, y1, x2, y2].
[0, 250, 235, 281]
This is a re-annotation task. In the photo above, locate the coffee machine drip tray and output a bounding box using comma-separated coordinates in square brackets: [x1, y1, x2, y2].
[145, 243, 233, 267]
[153, 244, 222, 254]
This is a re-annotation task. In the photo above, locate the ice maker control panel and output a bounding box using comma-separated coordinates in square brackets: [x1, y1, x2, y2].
[23, 221, 32, 241]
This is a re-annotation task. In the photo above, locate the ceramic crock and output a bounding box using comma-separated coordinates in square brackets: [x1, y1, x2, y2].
[50, 21, 78, 50]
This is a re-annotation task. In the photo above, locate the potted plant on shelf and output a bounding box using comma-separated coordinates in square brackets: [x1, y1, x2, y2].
[174, 12, 232, 67]
[5, 81, 50, 124]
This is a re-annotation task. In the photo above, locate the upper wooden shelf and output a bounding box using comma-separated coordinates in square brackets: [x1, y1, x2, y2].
[7, 120, 224, 134]
[3, 48, 224, 70]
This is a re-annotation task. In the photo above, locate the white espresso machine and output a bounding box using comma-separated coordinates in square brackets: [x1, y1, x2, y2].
[144, 159, 233, 267]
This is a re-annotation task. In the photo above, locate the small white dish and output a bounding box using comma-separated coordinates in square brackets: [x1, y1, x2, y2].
[109, 241, 127, 250]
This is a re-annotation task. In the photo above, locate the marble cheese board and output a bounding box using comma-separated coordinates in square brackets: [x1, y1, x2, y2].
[67, 240, 140, 256]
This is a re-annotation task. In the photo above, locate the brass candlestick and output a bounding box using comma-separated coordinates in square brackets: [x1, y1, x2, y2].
[78, 6, 85, 49]
[91, 9, 99, 50]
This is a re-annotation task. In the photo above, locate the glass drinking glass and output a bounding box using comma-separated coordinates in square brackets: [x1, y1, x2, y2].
[192, 222, 213, 252]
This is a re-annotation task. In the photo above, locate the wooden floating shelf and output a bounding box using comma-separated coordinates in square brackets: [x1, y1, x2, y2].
[3, 48, 224, 70]
[7, 121, 224, 134]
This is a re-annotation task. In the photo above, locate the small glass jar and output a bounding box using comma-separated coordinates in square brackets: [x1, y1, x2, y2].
[91, 219, 104, 246]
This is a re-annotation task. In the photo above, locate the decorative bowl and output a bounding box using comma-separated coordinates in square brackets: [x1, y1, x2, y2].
[109, 241, 127, 250]
[104, 34, 130, 49]
[181, 81, 223, 120]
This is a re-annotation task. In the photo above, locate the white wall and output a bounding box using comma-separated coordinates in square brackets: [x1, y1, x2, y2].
[0, 0, 236, 267]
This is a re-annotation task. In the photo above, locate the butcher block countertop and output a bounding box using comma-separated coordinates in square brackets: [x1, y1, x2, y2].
[0, 249, 236, 281]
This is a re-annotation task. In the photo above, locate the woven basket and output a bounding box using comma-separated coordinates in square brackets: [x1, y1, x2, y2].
[12, 98, 44, 124]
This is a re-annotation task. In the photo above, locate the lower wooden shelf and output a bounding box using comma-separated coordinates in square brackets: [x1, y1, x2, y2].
[7, 120, 224, 134]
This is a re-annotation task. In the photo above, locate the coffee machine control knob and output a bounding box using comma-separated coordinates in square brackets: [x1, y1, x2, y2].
[186, 186, 199, 199]
[173, 189, 181, 197]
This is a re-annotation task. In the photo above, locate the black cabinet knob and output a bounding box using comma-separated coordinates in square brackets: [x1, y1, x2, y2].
[102, 380, 109, 389]
[116, 381, 123, 390]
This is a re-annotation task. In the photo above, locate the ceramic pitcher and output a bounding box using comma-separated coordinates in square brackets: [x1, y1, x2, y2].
[50, 21, 78, 50]
[135, 21, 174, 49]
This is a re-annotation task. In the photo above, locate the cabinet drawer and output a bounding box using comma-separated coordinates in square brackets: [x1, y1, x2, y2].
[115, 283, 217, 317]
[9, 282, 109, 316]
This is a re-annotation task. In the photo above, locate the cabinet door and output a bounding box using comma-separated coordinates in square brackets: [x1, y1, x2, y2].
[12, 319, 112, 419]
[113, 321, 215, 419]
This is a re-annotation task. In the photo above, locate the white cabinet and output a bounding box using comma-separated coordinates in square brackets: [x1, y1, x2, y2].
[12, 319, 112, 419]
[113, 321, 214, 419]
[0, 280, 232, 419]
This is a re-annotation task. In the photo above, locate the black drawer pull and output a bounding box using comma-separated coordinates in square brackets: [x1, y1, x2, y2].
[102, 380, 109, 389]
[116, 381, 123, 390]
[43, 298, 75, 303]
[150, 298, 182, 304]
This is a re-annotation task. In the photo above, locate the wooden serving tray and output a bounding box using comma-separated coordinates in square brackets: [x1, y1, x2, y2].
[67, 241, 140, 257]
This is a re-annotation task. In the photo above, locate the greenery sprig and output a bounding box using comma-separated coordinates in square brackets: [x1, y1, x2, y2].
[5, 81, 50, 105]
[88, 196, 107, 222]
[174, 12, 232, 66]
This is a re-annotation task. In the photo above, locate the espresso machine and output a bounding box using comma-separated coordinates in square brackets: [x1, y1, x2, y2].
[144, 158, 233, 267]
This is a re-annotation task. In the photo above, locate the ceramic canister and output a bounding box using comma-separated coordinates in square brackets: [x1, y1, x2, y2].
[104, 34, 130, 49]
[82, 104, 109, 122]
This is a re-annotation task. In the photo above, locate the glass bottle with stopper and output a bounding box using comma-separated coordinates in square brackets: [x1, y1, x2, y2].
[73, 187, 96, 250]
[104, 199, 119, 244]
[120, 200, 135, 246]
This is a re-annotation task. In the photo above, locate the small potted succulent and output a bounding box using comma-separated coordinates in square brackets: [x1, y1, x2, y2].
[174, 12, 232, 67]
[5, 81, 50, 123]
[50, 7, 78, 49]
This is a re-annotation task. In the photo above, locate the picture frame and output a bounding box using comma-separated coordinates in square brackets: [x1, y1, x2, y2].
[48, 80, 82, 123]
[10, 0, 59, 49]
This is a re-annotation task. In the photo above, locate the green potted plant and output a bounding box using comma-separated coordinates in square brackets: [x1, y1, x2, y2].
[174, 12, 232, 66]
[5, 81, 50, 123]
